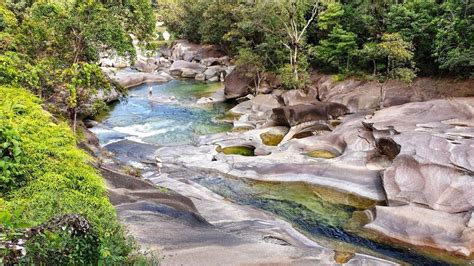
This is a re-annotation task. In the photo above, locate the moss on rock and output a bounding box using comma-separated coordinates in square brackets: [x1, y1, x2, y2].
[260, 132, 284, 146]
[306, 150, 338, 159]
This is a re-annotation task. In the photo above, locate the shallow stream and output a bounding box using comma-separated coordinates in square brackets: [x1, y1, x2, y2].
[92, 80, 462, 265]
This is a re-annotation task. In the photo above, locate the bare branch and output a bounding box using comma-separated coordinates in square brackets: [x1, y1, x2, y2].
[298, 0, 320, 41]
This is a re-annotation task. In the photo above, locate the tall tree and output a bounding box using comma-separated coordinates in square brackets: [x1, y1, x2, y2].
[374, 33, 417, 108]
[278, 0, 320, 84]
[313, 26, 358, 72]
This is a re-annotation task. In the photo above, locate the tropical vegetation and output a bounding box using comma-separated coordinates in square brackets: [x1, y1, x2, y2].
[159, 0, 472, 89]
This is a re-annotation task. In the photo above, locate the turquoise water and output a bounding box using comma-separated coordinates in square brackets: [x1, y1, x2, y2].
[93, 80, 459, 266]
[92, 80, 232, 146]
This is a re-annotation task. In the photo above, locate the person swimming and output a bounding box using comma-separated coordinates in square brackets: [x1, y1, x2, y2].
[148, 87, 153, 96]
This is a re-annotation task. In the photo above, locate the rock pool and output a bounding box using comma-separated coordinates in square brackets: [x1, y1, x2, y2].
[92, 81, 462, 265]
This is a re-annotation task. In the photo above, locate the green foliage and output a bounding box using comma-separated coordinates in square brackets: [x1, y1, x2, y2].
[279, 62, 309, 90]
[385, 0, 439, 74]
[162, 0, 472, 79]
[0, 4, 16, 31]
[313, 26, 358, 72]
[0, 87, 135, 263]
[0, 124, 24, 193]
[0, 0, 155, 113]
[15, 1, 136, 64]
[377, 32, 416, 81]
[200, 1, 239, 44]
[158, 0, 207, 43]
[433, 1, 473, 77]
[317, 2, 344, 31]
[21, 227, 100, 264]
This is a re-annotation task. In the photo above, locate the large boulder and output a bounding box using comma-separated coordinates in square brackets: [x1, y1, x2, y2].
[224, 68, 254, 100]
[272, 102, 349, 127]
[280, 90, 318, 106]
[361, 98, 474, 257]
[230, 94, 283, 128]
[170, 40, 226, 62]
[133, 58, 159, 73]
[169, 60, 206, 77]
[169, 40, 201, 61]
[383, 155, 473, 213]
[364, 205, 473, 257]
[308, 72, 474, 112]
[105, 68, 173, 88]
[204, 65, 226, 80]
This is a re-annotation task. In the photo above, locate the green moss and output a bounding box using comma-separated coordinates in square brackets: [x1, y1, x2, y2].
[251, 181, 377, 227]
[0, 87, 134, 263]
[216, 112, 241, 123]
[260, 132, 284, 146]
[231, 127, 253, 133]
[217, 145, 255, 156]
[306, 150, 338, 159]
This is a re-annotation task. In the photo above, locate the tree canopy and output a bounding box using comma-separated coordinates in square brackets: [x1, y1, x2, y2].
[159, 0, 473, 82]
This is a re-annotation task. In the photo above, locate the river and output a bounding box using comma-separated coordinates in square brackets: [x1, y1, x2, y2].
[91, 80, 458, 265]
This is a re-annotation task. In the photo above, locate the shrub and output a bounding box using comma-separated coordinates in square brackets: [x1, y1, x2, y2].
[0, 86, 135, 263]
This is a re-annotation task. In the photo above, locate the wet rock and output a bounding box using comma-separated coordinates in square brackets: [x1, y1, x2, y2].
[306, 150, 338, 159]
[334, 251, 355, 264]
[260, 127, 289, 146]
[195, 73, 206, 81]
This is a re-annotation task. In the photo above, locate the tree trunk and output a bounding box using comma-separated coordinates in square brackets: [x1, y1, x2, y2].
[373, 60, 376, 76]
[379, 81, 386, 109]
[73, 109, 77, 135]
[293, 46, 299, 81]
[346, 55, 350, 71]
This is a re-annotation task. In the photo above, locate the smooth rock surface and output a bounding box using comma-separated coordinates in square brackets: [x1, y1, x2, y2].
[224, 67, 254, 99]
[272, 102, 349, 127]
[169, 60, 206, 77]
[104, 68, 173, 88]
[364, 205, 473, 257]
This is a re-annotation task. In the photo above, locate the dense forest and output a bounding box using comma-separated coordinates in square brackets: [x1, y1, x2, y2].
[159, 0, 472, 89]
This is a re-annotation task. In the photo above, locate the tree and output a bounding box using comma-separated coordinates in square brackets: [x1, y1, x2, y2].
[61, 63, 111, 133]
[433, 1, 473, 77]
[313, 25, 358, 72]
[374, 33, 417, 109]
[277, 0, 321, 85]
[236, 48, 266, 95]
[385, 0, 439, 75]
[200, 1, 240, 45]
[360, 42, 383, 76]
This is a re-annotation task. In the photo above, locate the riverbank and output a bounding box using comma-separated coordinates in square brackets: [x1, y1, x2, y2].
[84, 82, 401, 265]
[0, 87, 136, 264]
[86, 73, 473, 264]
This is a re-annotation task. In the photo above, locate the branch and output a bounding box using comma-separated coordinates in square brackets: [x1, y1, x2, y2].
[297, 0, 320, 41]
